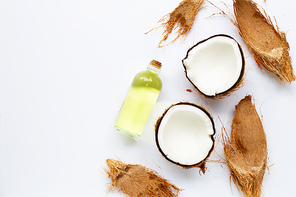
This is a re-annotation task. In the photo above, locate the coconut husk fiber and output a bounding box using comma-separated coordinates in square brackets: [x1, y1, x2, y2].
[224, 95, 267, 197]
[104, 159, 182, 197]
[147, 0, 204, 48]
[233, 0, 295, 83]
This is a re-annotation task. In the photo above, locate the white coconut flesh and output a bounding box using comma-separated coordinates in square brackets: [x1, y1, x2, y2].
[183, 35, 244, 97]
[156, 103, 215, 166]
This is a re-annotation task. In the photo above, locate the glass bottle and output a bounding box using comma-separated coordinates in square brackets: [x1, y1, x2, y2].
[115, 60, 162, 138]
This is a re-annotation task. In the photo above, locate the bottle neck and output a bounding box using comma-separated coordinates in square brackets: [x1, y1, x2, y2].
[147, 60, 162, 75]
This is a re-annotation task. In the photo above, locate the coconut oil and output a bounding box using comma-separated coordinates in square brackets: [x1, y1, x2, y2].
[115, 60, 162, 138]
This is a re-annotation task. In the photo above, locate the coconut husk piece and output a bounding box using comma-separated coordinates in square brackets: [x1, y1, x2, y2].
[104, 159, 183, 197]
[146, 0, 204, 48]
[223, 95, 267, 197]
[233, 0, 295, 83]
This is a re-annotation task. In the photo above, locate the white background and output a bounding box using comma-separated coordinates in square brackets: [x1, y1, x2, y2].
[0, 0, 295, 196]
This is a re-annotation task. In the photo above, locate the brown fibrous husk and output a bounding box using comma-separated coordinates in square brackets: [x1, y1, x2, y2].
[223, 95, 267, 197]
[146, 0, 204, 48]
[233, 0, 295, 83]
[104, 159, 183, 197]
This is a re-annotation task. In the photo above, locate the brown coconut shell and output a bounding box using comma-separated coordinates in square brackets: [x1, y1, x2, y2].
[155, 102, 215, 174]
[233, 0, 295, 83]
[224, 95, 267, 197]
[104, 159, 182, 197]
[147, 0, 204, 48]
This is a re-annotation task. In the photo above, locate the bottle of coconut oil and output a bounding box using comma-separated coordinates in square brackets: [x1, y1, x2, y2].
[115, 60, 162, 138]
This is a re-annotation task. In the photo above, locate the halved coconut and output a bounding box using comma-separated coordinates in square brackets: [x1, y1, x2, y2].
[182, 34, 245, 99]
[155, 102, 215, 173]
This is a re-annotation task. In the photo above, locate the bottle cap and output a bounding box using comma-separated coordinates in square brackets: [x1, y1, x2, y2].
[150, 60, 162, 69]
[148, 60, 162, 74]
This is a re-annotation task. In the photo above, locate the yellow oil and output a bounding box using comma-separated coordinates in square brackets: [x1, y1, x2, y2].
[115, 70, 162, 138]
